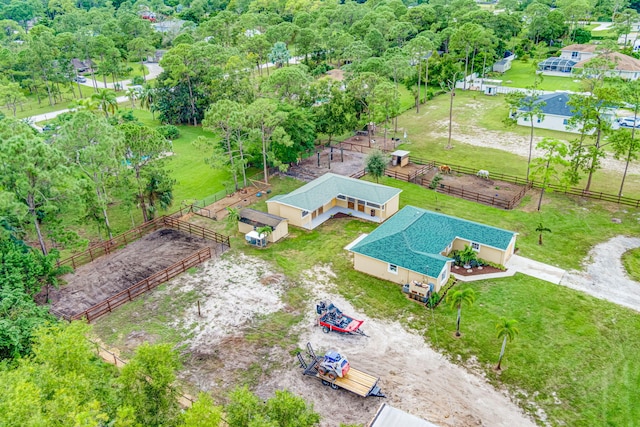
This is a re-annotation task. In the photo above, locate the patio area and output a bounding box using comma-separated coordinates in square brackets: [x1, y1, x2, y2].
[304, 206, 382, 230]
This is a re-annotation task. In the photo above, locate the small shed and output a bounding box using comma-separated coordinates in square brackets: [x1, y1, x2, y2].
[238, 208, 288, 243]
[390, 150, 410, 167]
[484, 85, 498, 96]
[368, 403, 441, 427]
[493, 58, 511, 73]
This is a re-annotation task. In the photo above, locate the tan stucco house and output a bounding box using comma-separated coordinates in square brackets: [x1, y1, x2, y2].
[267, 173, 401, 230]
[348, 206, 517, 291]
[238, 208, 288, 243]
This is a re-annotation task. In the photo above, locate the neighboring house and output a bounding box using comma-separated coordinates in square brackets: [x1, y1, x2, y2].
[146, 49, 166, 63]
[539, 44, 640, 80]
[267, 173, 401, 230]
[538, 44, 597, 74]
[348, 206, 517, 292]
[238, 208, 288, 243]
[368, 403, 441, 427]
[515, 92, 579, 133]
[574, 51, 640, 80]
[71, 58, 95, 74]
[559, 44, 599, 62]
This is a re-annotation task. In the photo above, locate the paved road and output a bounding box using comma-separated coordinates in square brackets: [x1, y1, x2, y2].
[79, 63, 163, 91]
[29, 96, 129, 124]
[28, 63, 163, 125]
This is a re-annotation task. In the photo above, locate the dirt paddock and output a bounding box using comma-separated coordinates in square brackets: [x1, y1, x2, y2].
[421, 168, 527, 202]
[48, 229, 224, 318]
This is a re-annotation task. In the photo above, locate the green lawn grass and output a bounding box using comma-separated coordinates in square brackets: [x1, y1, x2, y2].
[498, 60, 584, 92]
[622, 248, 640, 281]
[241, 176, 640, 426]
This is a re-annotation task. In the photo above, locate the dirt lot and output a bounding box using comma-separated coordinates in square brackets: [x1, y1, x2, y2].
[421, 168, 526, 202]
[48, 229, 222, 318]
[288, 148, 368, 180]
[94, 253, 539, 427]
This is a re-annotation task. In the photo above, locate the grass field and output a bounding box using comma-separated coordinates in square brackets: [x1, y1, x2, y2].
[498, 60, 584, 92]
[622, 248, 640, 281]
[246, 176, 640, 426]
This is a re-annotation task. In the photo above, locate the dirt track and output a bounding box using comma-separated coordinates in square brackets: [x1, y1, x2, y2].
[49, 229, 219, 317]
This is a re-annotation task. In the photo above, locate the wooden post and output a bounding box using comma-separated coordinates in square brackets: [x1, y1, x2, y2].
[107, 300, 111, 313]
[197, 300, 201, 317]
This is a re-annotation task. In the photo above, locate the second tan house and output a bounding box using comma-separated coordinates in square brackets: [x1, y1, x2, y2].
[348, 206, 517, 292]
[267, 173, 401, 230]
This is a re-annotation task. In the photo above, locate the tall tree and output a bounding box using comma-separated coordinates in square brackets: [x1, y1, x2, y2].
[119, 123, 172, 222]
[495, 317, 519, 371]
[127, 37, 155, 82]
[0, 119, 73, 255]
[268, 41, 291, 68]
[55, 111, 125, 239]
[436, 54, 462, 150]
[446, 287, 476, 337]
[531, 138, 570, 211]
[612, 80, 640, 197]
[505, 89, 546, 180]
[245, 98, 291, 184]
[405, 35, 433, 113]
[203, 99, 246, 191]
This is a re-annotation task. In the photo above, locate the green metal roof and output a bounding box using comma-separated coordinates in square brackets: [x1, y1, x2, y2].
[266, 173, 401, 212]
[350, 206, 516, 278]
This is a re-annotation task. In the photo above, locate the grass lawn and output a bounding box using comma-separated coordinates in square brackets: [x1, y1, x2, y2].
[130, 109, 230, 205]
[242, 176, 640, 426]
[622, 248, 640, 281]
[498, 60, 584, 92]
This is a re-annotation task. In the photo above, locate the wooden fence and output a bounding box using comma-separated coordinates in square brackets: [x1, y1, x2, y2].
[57, 217, 230, 270]
[70, 247, 214, 323]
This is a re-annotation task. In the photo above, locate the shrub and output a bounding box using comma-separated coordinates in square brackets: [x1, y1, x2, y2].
[429, 174, 443, 189]
[157, 125, 180, 140]
[131, 76, 144, 85]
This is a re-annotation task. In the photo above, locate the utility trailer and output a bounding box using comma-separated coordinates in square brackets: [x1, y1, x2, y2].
[316, 301, 366, 336]
[297, 342, 385, 398]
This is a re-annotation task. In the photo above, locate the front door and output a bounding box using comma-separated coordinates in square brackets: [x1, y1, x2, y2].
[318, 206, 323, 214]
[348, 201, 354, 209]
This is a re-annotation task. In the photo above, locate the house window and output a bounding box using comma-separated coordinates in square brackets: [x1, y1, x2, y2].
[471, 242, 480, 252]
[367, 202, 381, 209]
[563, 119, 569, 125]
[523, 117, 529, 122]
[571, 51, 579, 59]
[337, 194, 346, 200]
[301, 210, 309, 217]
[441, 270, 446, 281]
[536, 117, 542, 123]
[388, 264, 398, 274]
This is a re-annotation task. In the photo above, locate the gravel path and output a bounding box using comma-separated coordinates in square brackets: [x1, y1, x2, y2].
[560, 236, 640, 312]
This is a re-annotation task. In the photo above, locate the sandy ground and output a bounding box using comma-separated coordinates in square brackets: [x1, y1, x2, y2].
[49, 229, 219, 317]
[429, 116, 640, 176]
[148, 255, 539, 427]
[561, 235, 640, 312]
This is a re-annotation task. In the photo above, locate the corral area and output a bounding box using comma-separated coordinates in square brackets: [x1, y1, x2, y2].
[420, 168, 527, 202]
[48, 228, 224, 319]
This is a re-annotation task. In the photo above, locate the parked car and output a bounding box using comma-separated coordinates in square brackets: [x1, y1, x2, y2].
[73, 76, 87, 83]
[618, 117, 640, 128]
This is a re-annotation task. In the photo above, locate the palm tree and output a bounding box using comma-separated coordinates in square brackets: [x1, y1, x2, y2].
[226, 207, 240, 228]
[73, 98, 99, 113]
[446, 288, 476, 337]
[495, 317, 519, 371]
[91, 89, 118, 117]
[535, 223, 551, 245]
[126, 87, 138, 109]
[139, 85, 156, 120]
[256, 225, 273, 246]
[458, 244, 477, 268]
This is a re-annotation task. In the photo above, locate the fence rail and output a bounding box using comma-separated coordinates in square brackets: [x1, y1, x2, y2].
[71, 247, 213, 323]
[57, 217, 230, 270]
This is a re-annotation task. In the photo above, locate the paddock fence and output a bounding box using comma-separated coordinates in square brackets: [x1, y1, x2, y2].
[57, 217, 230, 270]
[70, 247, 214, 323]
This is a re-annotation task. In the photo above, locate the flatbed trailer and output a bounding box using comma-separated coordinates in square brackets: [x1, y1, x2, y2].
[297, 342, 385, 398]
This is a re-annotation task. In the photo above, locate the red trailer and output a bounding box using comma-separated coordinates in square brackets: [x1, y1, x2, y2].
[316, 301, 366, 336]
